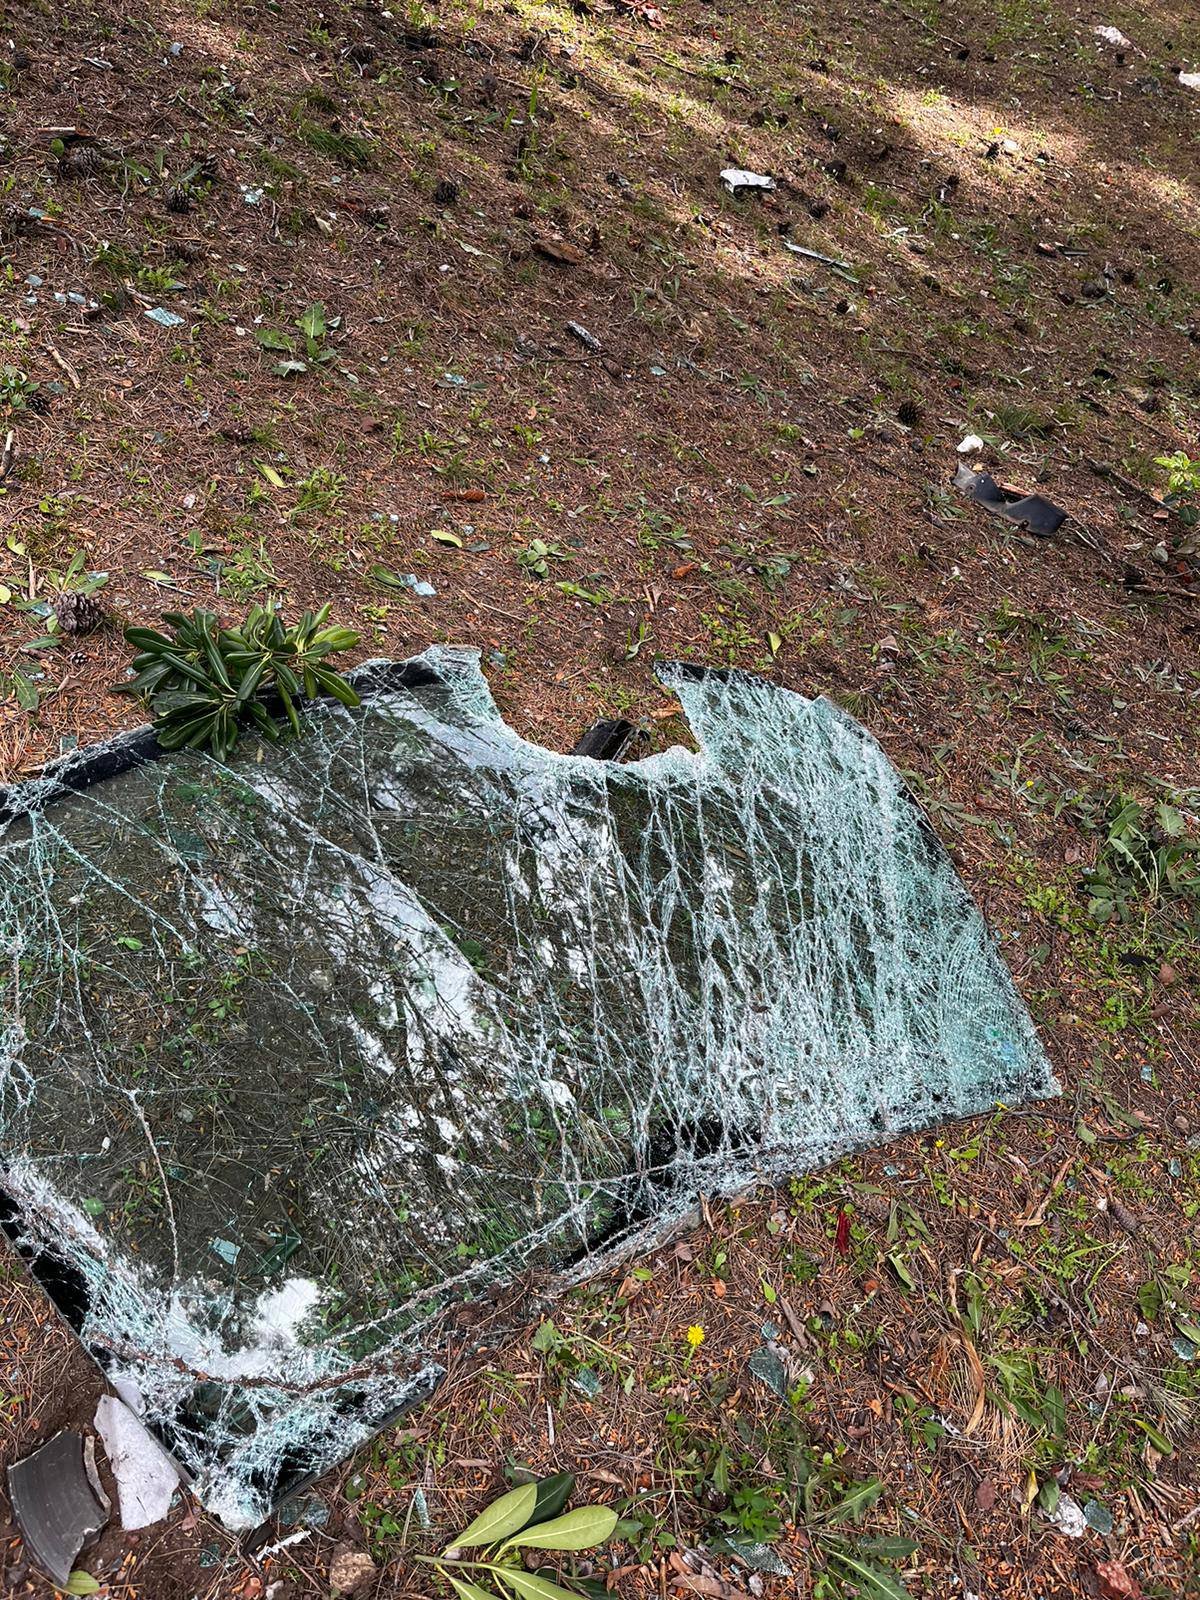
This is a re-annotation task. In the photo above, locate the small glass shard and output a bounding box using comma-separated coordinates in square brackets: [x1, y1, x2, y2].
[0, 649, 1056, 1526]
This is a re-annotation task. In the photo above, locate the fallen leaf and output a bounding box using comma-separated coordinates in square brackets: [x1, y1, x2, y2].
[671, 1577, 754, 1600]
[439, 487, 488, 502]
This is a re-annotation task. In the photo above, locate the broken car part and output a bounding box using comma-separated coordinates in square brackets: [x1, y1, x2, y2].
[6, 1431, 110, 1586]
[0, 649, 1056, 1528]
[953, 462, 1068, 535]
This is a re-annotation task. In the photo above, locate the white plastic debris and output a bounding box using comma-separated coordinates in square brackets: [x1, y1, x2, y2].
[1093, 25, 1132, 49]
[720, 168, 776, 194]
[957, 434, 985, 453]
[1043, 1493, 1086, 1538]
[94, 1396, 181, 1529]
[1180, 71, 1200, 90]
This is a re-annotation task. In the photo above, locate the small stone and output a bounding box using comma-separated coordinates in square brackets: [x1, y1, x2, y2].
[329, 1544, 377, 1595]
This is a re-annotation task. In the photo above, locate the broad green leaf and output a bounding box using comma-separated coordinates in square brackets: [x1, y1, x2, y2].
[825, 1547, 912, 1600]
[824, 1478, 883, 1526]
[0, 585, 10, 604]
[62, 1574, 102, 1597]
[447, 1576, 503, 1600]
[11, 668, 39, 712]
[431, 528, 464, 547]
[142, 569, 175, 584]
[451, 1481, 538, 1551]
[255, 328, 294, 352]
[502, 1505, 617, 1553]
[369, 564, 409, 590]
[256, 460, 287, 488]
[299, 302, 327, 341]
[1133, 1417, 1173, 1455]
[529, 1471, 575, 1526]
[1156, 804, 1185, 838]
[887, 1253, 916, 1292]
[495, 1566, 588, 1600]
[855, 1537, 919, 1561]
[766, 631, 782, 656]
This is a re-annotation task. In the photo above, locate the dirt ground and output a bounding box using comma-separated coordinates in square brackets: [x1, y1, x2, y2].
[1, 0, 1198, 1594]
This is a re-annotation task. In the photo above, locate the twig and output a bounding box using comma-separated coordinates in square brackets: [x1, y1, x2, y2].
[46, 344, 80, 389]
[461, 590, 527, 622]
[639, 49, 754, 97]
[0, 430, 16, 482]
[1083, 454, 1166, 511]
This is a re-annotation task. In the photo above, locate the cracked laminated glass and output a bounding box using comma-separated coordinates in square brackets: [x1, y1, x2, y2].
[0, 648, 1056, 1525]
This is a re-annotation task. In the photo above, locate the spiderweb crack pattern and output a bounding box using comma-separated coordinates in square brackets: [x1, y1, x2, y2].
[0, 648, 1056, 1525]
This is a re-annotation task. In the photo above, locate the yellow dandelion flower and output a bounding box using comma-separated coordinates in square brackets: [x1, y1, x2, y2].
[686, 1325, 705, 1348]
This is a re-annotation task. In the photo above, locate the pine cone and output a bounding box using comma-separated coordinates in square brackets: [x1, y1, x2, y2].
[61, 143, 104, 178]
[897, 398, 923, 427]
[24, 388, 51, 415]
[165, 183, 192, 214]
[53, 591, 106, 635]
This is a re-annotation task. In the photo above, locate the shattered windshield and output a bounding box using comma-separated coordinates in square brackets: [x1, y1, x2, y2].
[0, 647, 1055, 1526]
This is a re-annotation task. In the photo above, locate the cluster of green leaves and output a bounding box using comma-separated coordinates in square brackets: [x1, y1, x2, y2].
[800, 1470, 917, 1600]
[116, 603, 359, 760]
[0, 365, 41, 414]
[418, 1474, 617, 1600]
[530, 1318, 633, 1395]
[1081, 795, 1199, 931]
[1156, 450, 1199, 525]
[47, 548, 108, 600]
[657, 1398, 915, 1599]
[515, 539, 571, 578]
[0, 552, 111, 712]
[256, 303, 341, 376]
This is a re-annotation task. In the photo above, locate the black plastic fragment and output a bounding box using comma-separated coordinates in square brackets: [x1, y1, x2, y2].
[571, 718, 638, 761]
[953, 463, 1067, 536]
[6, 1431, 110, 1587]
